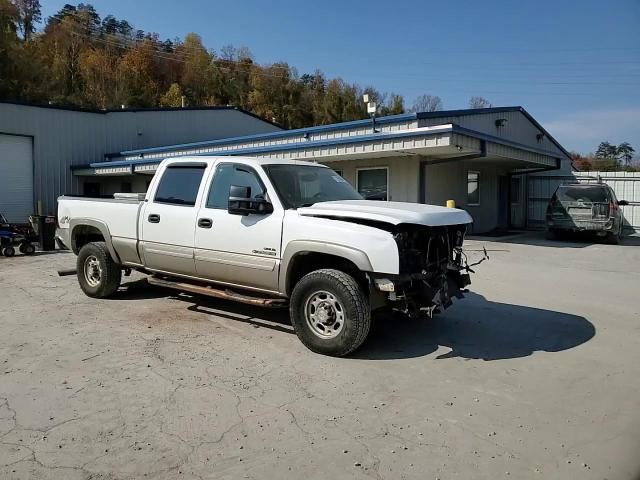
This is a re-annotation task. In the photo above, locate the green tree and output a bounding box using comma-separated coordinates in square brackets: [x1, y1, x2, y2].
[0, 0, 19, 98]
[616, 142, 635, 166]
[595, 141, 618, 159]
[178, 33, 216, 105]
[159, 82, 184, 107]
[13, 0, 40, 40]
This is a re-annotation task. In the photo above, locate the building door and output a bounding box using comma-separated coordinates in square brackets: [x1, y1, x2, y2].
[497, 175, 510, 230]
[0, 134, 33, 223]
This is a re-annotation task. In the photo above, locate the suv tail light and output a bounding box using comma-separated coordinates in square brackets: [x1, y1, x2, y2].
[609, 201, 617, 217]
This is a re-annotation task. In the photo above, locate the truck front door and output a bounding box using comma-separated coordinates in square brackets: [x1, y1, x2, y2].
[141, 163, 207, 276]
[194, 162, 283, 293]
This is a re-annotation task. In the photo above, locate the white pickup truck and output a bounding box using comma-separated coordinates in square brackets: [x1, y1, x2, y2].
[57, 157, 474, 356]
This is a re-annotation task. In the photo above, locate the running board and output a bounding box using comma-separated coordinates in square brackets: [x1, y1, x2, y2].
[147, 275, 287, 307]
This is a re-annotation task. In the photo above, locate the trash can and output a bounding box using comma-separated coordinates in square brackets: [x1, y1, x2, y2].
[29, 215, 57, 251]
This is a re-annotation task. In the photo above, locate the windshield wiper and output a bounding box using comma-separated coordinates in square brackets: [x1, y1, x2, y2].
[299, 202, 316, 208]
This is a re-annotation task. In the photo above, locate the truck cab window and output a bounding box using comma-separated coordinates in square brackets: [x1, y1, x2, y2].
[154, 165, 205, 206]
[207, 163, 265, 209]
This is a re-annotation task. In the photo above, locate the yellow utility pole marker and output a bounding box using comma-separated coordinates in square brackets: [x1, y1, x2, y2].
[446, 199, 456, 208]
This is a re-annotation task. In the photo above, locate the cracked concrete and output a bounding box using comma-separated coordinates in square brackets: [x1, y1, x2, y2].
[1, 233, 639, 479]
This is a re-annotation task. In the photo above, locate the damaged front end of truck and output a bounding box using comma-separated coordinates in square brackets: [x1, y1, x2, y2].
[371, 223, 486, 318]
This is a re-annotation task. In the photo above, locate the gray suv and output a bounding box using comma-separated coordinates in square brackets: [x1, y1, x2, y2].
[546, 183, 628, 244]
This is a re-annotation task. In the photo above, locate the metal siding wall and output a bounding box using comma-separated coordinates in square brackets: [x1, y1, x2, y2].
[527, 171, 640, 232]
[0, 104, 281, 216]
[419, 111, 568, 168]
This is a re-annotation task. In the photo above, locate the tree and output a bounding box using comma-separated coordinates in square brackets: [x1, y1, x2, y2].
[13, 0, 40, 41]
[0, 0, 19, 97]
[79, 46, 117, 108]
[595, 141, 618, 160]
[383, 93, 404, 115]
[178, 33, 216, 105]
[469, 96, 492, 109]
[410, 94, 442, 112]
[159, 83, 183, 107]
[616, 142, 635, 166]
[117, 39, 158, 107]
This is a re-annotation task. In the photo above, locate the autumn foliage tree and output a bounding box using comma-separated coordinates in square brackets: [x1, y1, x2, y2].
[2, 1, 413, 128]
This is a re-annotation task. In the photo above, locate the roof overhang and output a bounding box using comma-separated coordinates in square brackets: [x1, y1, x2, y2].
[72, 123, 561, 177]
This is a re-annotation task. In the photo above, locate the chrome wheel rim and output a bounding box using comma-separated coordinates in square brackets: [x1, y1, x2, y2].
[84, 255, 102, 287]
[304, 290, 345, 339]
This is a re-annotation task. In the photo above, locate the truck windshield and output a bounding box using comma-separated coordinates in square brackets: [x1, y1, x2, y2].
[264, 164, 362, 209]
[556, 186, 609, 203]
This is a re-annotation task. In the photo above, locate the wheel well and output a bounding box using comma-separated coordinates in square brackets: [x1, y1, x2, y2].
[72, 225, 105, 254]
[286, 252, 368, 296]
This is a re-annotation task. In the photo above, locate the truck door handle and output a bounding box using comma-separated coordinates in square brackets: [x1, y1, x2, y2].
[148, 214, 160, 223]
[198, 218, 213, 229]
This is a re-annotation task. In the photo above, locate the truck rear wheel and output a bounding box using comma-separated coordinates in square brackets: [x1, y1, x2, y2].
[290, 269, 371, 357]
[77, 242, 121, 298]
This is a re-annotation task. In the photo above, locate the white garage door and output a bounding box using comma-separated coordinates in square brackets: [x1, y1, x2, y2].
[0, 134, 33, 223]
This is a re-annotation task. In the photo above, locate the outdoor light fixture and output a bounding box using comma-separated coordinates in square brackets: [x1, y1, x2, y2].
[495, 118, 508, 127]
[363, 94, 380, 133]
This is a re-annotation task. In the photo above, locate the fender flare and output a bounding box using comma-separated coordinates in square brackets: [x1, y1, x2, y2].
[279, 240, 373, 294]
[69, 218, 120, 263]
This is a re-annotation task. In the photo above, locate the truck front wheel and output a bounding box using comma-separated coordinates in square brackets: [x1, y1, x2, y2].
[290, 269, 371, 357]
[77, 242, 121, 298]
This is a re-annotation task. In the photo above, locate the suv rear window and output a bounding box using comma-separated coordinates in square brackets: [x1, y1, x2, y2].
[154, 165, 205, 206]
[556, 186, 609, 203]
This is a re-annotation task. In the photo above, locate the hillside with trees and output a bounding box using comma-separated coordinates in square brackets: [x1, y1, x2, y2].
[0, 1, 412, 128]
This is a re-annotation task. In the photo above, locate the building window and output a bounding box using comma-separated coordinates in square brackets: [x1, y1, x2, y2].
[154, 165, 205, 206]
[120, 182, 132, 193]
[510, 176, 520, 204]
[357, 167, 388, 201]
[467, 171, 480, 205]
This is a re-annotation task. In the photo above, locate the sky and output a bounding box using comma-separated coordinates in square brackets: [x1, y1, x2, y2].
[40, 0, 640, 154]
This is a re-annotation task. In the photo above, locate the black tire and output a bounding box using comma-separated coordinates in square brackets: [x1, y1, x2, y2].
[545, 228, 558, 240]
[19, 243, 35, 255]
[606, 231, 620, 245]
[2, 246, 15, 257]
[290, 269, 371, 357]
[77, 242, 121, 298]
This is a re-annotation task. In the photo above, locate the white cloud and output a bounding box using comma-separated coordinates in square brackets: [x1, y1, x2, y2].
[542, 108, 640, 154]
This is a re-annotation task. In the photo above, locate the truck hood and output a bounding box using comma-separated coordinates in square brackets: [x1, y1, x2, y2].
[297, 200, 473, 226]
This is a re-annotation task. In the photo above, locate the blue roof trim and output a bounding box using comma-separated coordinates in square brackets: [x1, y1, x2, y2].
[116, 112, 419, 157]
[80, 122, 563, 172]
[90, 126, 454, 168]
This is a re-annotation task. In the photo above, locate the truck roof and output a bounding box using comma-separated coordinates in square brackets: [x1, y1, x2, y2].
[159, 156, 327, 169]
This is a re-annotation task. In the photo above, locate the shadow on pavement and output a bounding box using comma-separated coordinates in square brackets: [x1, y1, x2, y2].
[114, 279, 595, 361]
[470, 231, 640, 249]
[355, 292, 595, 361]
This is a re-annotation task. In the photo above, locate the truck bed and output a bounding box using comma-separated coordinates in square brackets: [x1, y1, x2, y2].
[57, 194, 144, 245]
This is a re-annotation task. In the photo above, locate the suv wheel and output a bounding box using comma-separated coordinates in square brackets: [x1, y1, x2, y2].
[77, 242, 121, 298]
[290, 269, 371, 357]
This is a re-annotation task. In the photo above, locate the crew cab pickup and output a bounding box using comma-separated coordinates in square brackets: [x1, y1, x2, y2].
[57, 157, 473, 356]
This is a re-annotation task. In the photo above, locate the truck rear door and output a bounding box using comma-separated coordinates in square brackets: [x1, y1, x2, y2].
[140, 162, 208, 276]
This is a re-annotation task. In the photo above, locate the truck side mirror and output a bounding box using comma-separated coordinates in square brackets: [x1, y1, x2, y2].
[618, 200, 629, 206]
[228, 185, 273, 215]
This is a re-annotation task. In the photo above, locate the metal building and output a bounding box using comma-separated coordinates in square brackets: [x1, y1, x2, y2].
[0, 102, 282, 222]
[74, 107, 572, 233]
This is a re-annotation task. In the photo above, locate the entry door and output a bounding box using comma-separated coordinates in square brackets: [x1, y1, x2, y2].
[497, 175, 510, 230]
[194, 163, 283, 292]
[141, 164, 206, 276]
